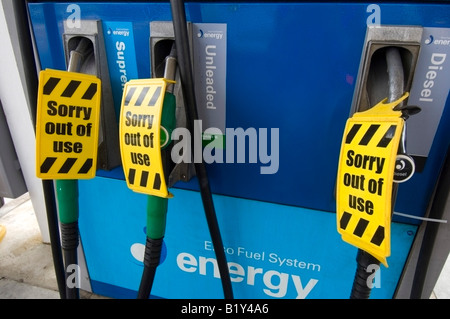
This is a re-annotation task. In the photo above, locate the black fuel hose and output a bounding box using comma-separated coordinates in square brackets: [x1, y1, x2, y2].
[350, 249, 381, 299]
[60, 220, 79, 299]
[19, 0, 67, 297]
[42, 180, 67, 299]
[169, 0, 234, 299]
[137, 237, 163, 299]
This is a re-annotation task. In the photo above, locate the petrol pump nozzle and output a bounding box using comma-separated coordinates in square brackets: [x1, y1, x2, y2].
[136, 45, 177, 299]
[67, 38, 93, 73]
[164, 45, 177, 94]
[54, 37, 95, 300]
[349, 47, 421, 299]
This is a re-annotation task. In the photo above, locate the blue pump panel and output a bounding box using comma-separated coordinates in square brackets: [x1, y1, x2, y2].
[78, 176, 416, 299]
[28, 2, 450, 299]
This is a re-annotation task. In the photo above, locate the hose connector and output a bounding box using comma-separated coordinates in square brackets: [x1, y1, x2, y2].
[350, 249, 381, 299]
[143, 237, 164, 268]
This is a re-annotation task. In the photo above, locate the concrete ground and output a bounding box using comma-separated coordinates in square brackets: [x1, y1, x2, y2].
[0, 193, 449, 299]
[0, 193, 104, 299]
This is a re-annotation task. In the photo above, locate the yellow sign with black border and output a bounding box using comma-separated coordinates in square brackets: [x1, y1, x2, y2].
[336, 93, 408, 266]
[36, 69, 101, 179]
[119, 78, 174, 198]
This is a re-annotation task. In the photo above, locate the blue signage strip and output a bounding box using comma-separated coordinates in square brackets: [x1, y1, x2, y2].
[103, 21, 139, 122]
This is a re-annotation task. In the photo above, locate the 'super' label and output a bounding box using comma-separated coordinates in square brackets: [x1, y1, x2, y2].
[336, 94, 407, 266]
[119, 78, 173, 198]
[103, 21, 139, 121]
[36, 69, 101, 179]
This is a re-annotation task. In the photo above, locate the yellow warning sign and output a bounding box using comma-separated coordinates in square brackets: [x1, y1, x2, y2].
[119, 78, 174, 198]
[336, 93, 408, 267]
[36, 69, 101, 179]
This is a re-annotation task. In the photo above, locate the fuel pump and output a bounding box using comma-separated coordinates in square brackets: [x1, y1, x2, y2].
[27, 1, 450, 300]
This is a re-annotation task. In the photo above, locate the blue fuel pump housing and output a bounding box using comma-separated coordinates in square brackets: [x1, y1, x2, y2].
[28, 1, 450, 299]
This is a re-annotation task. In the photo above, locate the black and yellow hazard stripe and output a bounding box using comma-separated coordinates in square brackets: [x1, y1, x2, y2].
[42, 77, 98, 100]
[127, 168, 162, 190]
[123, 85, 162, 107]
[40, 157, 94, 175]
[339, 212, 385, 246]
[345, 123, 398, 148]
